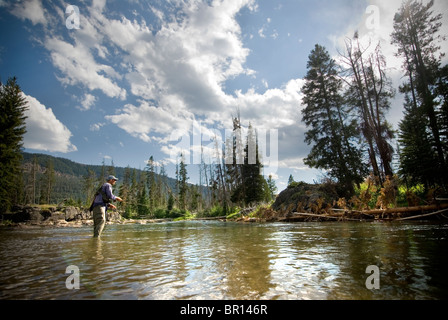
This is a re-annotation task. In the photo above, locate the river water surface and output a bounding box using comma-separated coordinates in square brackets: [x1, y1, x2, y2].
[1, 220, 447, 300]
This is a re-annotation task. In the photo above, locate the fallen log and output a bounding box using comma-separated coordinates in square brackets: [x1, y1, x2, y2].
[280, 212, 360, 221]
[361, 203, 448, 216]
[395, 207, 448, 221]
[193, 216, 228, 221]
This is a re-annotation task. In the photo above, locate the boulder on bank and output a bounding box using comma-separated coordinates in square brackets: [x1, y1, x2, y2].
[64, 206, 79, 221]
[272, 181, 340, 216]
[8, 205, 44, 223]
[2, 205, 122, 226]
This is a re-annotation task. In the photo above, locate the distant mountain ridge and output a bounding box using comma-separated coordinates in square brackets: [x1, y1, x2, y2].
[22, 152, 128, 180]
[20, 152, 181, 205]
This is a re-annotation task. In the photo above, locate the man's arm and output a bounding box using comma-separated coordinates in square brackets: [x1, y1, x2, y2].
[105, 183, 122, 202]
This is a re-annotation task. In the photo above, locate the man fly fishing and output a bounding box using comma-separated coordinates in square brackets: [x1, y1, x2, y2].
[90, 175, 123, 237]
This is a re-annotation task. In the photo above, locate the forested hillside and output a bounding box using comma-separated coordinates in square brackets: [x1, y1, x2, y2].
[20, 152, 178, 207]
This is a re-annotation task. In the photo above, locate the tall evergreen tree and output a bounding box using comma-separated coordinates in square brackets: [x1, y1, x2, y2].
[83, 168, 97, 206]
[128, 168, 138, 215]
[137, 171, 150, 216]
[107, 159, 116, 176]
[0, 77, 28, 213]
[266, 174, 278, 200]
[145, 155, 157, 212]
[178, 153, 188, 210]
[302, 44, 366, 196]
[398, 93, 438, 188]
[42, 159, 55, 204]
[287, 174, 295, 186]
[24, 156, 38, 205]
[31, 156, 38, 204]
[241, 124, 265, 205]
[435, 65, 448, 154]
[119, 166, 132, 217]
[158, 162, 169, 208]
[392, 0, 447, 187]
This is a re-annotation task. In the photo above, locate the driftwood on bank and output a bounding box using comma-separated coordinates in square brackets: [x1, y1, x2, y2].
[395, 207, 448, 221]
[279, 212, 360, 222]
[193, 216, 228, 221]
[358, 203, 448, 216]
[277, 203, 448, 222]
[357, 203, 448, 221]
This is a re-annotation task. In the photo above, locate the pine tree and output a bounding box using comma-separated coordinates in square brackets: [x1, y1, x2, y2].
[31, 156, 38, 204]
[158, 162, 169, 208]
[145, 155, 157, 212]
[0, 77, 28, 213]
[24, 156, 38, 205]
[302, 44, 366, 196]
[83, 168, 97, 206]
[167, 191, 174, 212]
[136, 171, 150, 216]
[98, 159, 106, 188]
[398, 93, 438, 188]
[392, 0, 448, 187]
[435, 65, 448, 153]
[119, 166, 132, 217]
[178, 153, 188, 211]
[107, 159, 116, 176]
[128, 168, 138, 215]
[266, 174, 277, 201]
[42, 159, 55, 204]
[241, 124, 265, 205]
[288, 174, 295, 186]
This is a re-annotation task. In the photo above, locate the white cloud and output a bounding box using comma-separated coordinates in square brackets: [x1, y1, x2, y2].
[106, 1, 253, 110]
[95, 1, 257, 133]
[10, 0, 47, 26]
[98, 0, 309, 171]
[89, 122, 105, 132]
[44, 37, 126, 101]
[79, 93, 97, 111]
[234, 78, 305, 131]
[23, 93, 77, 153]
[106, 100, 194, 143]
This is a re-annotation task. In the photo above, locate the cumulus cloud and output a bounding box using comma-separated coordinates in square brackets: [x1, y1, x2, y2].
[23, 93, 77, 153]
[94, 1, 308, 171]
[10, 0, 47, 26]
[89, 122, 105, 132]
[44, 37, 126, 101]
[18, 0, 441, 176]
[79, 93, 96, 111]
[106, 100, 195, 143]
[100, 0, 255, 113]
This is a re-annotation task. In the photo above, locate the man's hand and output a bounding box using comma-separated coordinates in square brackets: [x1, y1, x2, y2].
[115, 197, 123, 202]
[108, 204, 117, 210]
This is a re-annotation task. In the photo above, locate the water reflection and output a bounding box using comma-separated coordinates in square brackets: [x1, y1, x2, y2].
[0, 221, 447, 299]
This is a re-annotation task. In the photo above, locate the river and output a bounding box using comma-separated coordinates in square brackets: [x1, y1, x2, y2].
[0, 220, 447, 300]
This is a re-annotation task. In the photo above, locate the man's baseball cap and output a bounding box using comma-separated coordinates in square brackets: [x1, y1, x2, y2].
[107, 175, 118, 181]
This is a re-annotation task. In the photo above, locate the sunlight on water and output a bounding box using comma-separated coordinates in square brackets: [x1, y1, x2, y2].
[1, 221, 447, 300]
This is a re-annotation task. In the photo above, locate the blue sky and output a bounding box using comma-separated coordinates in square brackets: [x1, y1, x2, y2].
[1, 0, 447, 190]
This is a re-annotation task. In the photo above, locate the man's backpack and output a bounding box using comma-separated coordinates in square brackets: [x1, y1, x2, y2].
[89, 184, 112, 212]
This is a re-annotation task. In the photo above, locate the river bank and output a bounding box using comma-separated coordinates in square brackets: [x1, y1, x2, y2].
[0, 205, 174, 229]
[2, 200, 448, 229]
